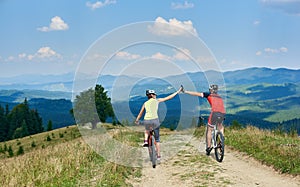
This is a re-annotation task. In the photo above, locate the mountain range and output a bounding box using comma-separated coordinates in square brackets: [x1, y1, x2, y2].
[1, 67, 300, 93]
[0, 67, 299, 131]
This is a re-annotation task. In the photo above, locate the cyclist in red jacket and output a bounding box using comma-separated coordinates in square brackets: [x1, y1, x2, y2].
[183, 85, 226, 155]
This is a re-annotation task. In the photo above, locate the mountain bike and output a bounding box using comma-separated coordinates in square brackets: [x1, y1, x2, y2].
[147, 127, 157, 168]
[211, 119, 225, 162]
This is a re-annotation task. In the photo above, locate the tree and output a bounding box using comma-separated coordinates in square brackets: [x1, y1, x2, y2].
[73, 84, 114, 129]
[47, 120, 53, 131]
[95, 85, 114, 123]
[4, 99, 44, 141]
[0, 105, 8, 141]
[13, 120, 29, 139]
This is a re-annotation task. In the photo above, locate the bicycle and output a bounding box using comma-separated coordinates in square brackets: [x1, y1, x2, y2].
[210, 116, 225, 162]
[137, 121, 158, 168]
[147, 127, 157, 168]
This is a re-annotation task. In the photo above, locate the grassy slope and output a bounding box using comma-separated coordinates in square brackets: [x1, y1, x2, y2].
[0, 125, 141, 186]
[1, 124, 299, 186]
[226, 126, 300, 175]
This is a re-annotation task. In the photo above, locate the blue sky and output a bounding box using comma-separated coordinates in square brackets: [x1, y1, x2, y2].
[1, 0, 300, 78]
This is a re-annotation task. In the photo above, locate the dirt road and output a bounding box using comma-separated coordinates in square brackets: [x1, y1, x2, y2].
[128, 137, 300, 187]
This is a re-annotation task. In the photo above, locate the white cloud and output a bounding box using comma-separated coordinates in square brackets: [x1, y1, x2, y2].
[151, 52, 172, 61]
[256, 51, 262, 56]
[7, 56, 15, 62]
[12, 47, 62, 62]
[256, 46, 288, 56]
[265, 47, 279, 53]
[18, 53, 27, 59]
[171, 1, 194, 9]
[253, 20, 261, 25]
[173, 48, 191, 61]
[115, 51, 141, 60]
[86, 0, 116, 10]
[37, 16, 69, 32]
[148, 17, 198, 36]
[279, 47, 288, 52]
[35, 47, 61, 59]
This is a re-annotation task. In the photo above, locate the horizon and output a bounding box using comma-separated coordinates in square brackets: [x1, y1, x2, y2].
[1, 66, 300, 79]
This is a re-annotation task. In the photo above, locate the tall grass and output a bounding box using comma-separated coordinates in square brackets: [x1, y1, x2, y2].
[226, 126, 300, 175]
[193, 125, 300, 175]
[0, 125, 141, 186]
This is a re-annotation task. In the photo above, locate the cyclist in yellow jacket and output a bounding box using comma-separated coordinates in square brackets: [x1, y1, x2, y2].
[135, 87, 182, 160]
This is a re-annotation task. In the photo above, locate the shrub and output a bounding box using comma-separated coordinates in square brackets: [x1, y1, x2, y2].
[17, 146, 24, 155]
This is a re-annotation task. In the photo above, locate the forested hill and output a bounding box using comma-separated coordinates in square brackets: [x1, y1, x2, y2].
[0, 98, 74, 131]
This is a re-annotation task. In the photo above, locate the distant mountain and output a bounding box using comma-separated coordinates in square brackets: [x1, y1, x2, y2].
[1, 67, 299, 92]
[28, 98, 75, 129]
[224, 67, 300, 85]
[0, 89, 71, 103]
[0, 72, 74, 85]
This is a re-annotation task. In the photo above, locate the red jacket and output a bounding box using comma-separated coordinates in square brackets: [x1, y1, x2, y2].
[204, 93, 225, 113]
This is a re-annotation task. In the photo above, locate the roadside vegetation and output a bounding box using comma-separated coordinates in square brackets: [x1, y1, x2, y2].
[0, 124, 141, 186]
[194, 122, 300, 175]
[1, 121, 299, 186]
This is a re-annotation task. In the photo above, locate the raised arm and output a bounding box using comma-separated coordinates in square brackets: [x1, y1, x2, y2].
[157, 87, 182, 102]
[135, 103, 145, 124]
[184, 90, 204, 97]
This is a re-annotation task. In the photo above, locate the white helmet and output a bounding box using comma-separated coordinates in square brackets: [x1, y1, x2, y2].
[146, 89, 156, 95]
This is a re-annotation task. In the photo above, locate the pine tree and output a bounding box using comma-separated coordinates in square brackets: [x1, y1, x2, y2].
[0, 105, 7, 141]
[47, 120, 53, 131]
[5, 99, 44, 141]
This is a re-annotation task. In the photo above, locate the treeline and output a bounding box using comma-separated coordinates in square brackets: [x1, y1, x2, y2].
[281, 118, 300, 135]
[0, 98, 44, 142]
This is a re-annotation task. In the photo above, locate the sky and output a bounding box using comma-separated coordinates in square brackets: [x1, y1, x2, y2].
[1, 0, 300, 78]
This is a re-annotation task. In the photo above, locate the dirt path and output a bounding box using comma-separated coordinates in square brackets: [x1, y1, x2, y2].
[128, 137, 300, 187]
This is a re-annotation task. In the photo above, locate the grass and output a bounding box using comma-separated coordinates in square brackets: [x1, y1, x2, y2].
[193, 125, 300, 175]
[1, 122, 299, 186]
[0, 124, 141, 186]
[226, 126, 300, 175]
[0, 126, 81, 159]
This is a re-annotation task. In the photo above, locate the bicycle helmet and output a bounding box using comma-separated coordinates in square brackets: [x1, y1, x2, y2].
[209, 84, 218, 94]
[146, 89, 156, 96]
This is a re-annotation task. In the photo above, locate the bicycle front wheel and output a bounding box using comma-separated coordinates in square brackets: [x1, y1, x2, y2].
[214, 131, 225, 162]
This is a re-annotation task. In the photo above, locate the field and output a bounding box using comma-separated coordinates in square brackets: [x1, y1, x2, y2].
[0, 125, 141, 186]
[0, 123, 299, 186]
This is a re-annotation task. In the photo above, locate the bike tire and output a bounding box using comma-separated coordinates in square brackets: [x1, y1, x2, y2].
[214, 131, 225, 162]
[151, 135, 157, 168]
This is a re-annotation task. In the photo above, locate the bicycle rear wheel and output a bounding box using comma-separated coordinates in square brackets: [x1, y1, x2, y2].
[148, 135, 157, 168]
[214, 131, 225, 162]
[151, 135, 157, 168]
